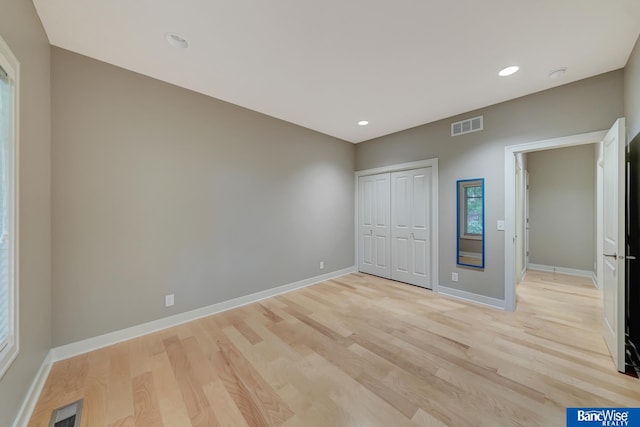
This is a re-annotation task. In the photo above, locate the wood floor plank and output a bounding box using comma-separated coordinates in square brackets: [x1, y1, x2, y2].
[132, 372, 164, 427]
[216, 339, 294, 426]
[29, 270, 640, 427]
[149, 353, 193, 427]
[82, 354, 109, 427]
[211, 348, 270, 426]
[106, 347, 134, 426]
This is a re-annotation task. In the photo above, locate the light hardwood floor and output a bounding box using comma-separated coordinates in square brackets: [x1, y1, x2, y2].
[28, 271, 640, 426]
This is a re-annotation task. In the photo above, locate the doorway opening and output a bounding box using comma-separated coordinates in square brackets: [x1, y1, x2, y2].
[504, 121, 627, 373]
[516, 144, 598, 287]
[504, 130, 607, 310]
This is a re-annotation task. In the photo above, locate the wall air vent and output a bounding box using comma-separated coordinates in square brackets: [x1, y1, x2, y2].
[451, 116, 483, 136]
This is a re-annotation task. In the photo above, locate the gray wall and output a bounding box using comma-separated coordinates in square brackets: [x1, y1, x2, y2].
[0, 1, 51, 426]
[527, 145, 595, 271]
[51, 48, 355, 346]
[625, 33, 640, 142]
[356, 71, 623, 299]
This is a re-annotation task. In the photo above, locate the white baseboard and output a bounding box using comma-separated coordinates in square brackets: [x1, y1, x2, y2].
[436, 285, 505, 310]
[51, 266, 356, 362]
[528, 263, 595, 279]
[591, 272, 599, 289]
[12, 350, 53, 427]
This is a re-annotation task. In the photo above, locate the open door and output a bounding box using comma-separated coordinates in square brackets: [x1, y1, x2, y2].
[602, 118, 626, 372]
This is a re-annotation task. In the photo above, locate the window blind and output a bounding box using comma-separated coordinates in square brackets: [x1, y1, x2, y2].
[0, 64, 9, 351]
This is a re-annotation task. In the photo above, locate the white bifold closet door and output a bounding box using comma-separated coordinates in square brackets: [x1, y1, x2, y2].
[391, 168, 431, 288]
[358, 167, 431, 288]
[358, 173, 391, 278]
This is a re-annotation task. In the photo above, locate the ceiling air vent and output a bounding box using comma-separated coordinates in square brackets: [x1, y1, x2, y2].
[451, 116, 483, 136]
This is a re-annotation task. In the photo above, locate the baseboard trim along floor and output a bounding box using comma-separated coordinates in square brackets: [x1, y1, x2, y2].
[437, 285, 506, 310]
[16, 266, 515, 426]
[12, 350, 54, 427]
[15, 268, 358, 427]
[527, 263, 597, 287]
[51, 266, 356, 362]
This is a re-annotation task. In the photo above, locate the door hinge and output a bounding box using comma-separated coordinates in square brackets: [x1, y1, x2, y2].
[627, 152, 632, 162]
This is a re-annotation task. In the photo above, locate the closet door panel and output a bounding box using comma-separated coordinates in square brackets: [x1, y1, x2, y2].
[358, 174, 391, 278]
[391, 168, 431, 288]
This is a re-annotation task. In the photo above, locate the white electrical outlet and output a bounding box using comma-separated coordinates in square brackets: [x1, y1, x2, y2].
[452, 272, 458, 282]
[165, 294, 174, 307]
[320, 261, 324, 270]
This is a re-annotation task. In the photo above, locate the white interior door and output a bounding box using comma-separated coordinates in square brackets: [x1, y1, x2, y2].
[390, 168, 431, 288]
[602, 118, 626, 372]
[358, 173, 391, 278]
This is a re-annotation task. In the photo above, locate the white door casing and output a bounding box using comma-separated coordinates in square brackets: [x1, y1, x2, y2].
[525, 170, 530, 272]
[515, 161, 523, 281]
[391, 168, 431, 288]
[358, 173, 391, 278]
[602, 118, 626, 372]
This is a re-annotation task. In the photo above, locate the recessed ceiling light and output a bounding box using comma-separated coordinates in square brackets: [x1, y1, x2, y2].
[358, 120, 369, 126]
[165, 33, 189, 49]
[498, 66, 519, 77]
[549, 67, 567, 79]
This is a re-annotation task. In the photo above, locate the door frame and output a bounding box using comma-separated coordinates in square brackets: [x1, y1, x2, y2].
[503, 130, 606, 311]
[525, 170, 530, 273]
[515, 155, 523, 282]
[355, 158, 439, 291]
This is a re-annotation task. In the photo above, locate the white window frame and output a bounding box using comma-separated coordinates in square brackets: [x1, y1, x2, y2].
[0, 34, 20, 380]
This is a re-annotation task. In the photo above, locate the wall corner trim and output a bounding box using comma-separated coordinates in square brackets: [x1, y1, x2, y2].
[11, 350, 54, 427]
[436, 285, 506, 310]
[51, 266, 356, 362]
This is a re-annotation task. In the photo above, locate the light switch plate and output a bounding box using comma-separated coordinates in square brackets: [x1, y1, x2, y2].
[497, 220, 505, 231]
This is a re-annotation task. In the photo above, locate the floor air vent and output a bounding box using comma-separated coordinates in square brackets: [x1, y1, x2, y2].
[451, 115, 483, 136]
[49, 399, 83, 427]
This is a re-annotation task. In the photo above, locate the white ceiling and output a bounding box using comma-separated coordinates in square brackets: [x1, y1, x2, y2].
[33, 0, 640, 143]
